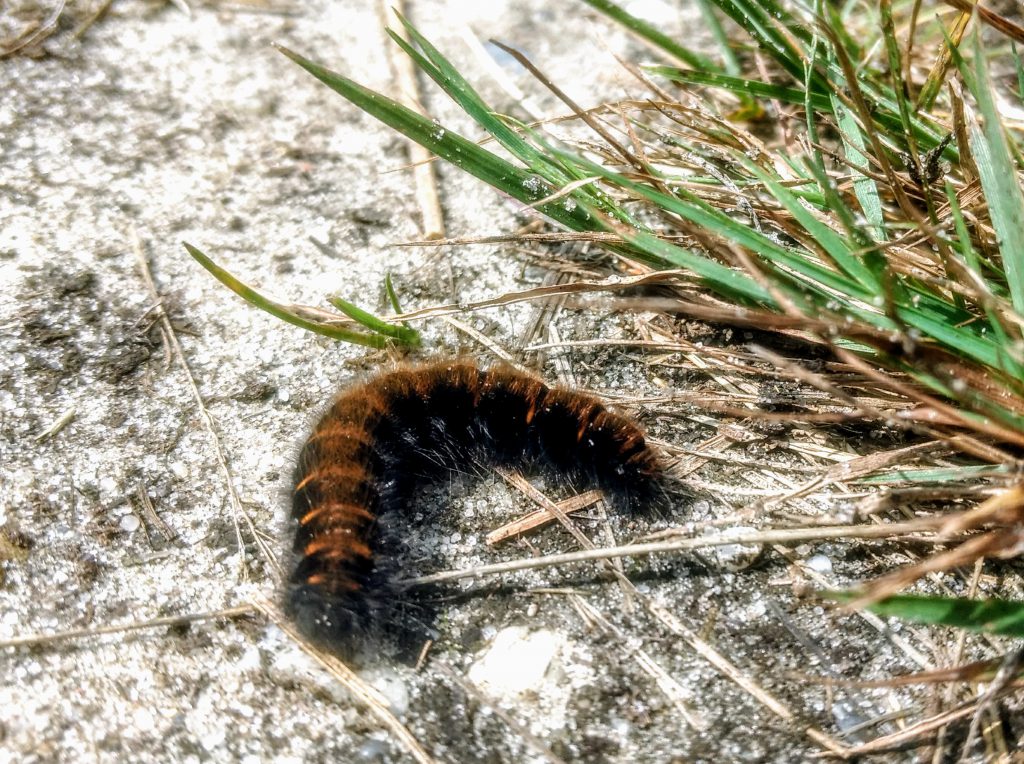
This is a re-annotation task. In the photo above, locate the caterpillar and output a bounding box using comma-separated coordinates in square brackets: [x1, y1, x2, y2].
[285, 360, 666, 657]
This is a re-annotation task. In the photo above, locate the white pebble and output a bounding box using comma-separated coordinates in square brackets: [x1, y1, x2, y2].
[806, 554, 833, 574]
[706, 526, 762, 571]
[363, 669, 409, 716]
[468, 627, 561, 698]
[132, 707, 155, 733]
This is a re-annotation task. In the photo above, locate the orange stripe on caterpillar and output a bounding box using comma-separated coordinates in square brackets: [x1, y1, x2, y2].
[299, 503, 376, 527]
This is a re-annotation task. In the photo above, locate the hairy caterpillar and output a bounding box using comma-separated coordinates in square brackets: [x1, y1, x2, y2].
[285, 360, 665, 656]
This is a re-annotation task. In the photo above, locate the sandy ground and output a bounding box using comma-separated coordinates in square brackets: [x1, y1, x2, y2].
[2, 1, 1021, 762]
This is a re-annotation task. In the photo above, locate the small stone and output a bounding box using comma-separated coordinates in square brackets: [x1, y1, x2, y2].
[467, 626, 561, 698]
[806, 554, 833, 574]
[704, 526, 763, 571]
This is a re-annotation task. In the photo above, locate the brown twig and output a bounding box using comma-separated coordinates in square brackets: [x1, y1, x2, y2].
[0, 605, 256, 649]
[381, 1, 446, 240]
[399, 517, 947, 588]
[0, 0, 67, 59]
[131, 228, 283, 581]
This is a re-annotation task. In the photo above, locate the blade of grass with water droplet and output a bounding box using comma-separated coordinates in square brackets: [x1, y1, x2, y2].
[384, 15, 557, 179]
[274, 43, 596, 234]
[707, 0, 813, 84]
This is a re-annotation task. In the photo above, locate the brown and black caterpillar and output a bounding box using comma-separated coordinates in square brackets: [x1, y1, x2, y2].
[285, 360, 667, 656]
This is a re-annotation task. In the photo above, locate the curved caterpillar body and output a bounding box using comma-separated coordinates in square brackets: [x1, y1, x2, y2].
[286, 360, 664, 656]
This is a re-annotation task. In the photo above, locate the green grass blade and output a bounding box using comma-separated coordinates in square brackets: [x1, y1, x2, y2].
[1013, 42, 1024, 100]
[833, 93, 887, 242]
[745, 161, 880, 291]
[273, 44, 596, 234]
[183, 243, 391, 348]
[960, 32, 1024, 314]
[944, 181, 1024, 378]
[555, 148, 877, 303]
[890, 295, 1009, 374]
[856, 464, 1009, 484]
[645, 66, 833, 111]
[899, 362, 1024, 438]
[878, 0, 920, 162]
[605, 223, 772, 304]
[579, 0, 715, 70]
[384, 17, 669, 228]
[561, 148, 1011, 369]
[825, 591, 1024, 637]
[326, 295, 421, 345]
[384, 273, 405, 315]
[707, 0, 813, 84]
[915, 10, 969, 113]
[496, 113, 641, 227]
[384, 18, 556, 177]
[694, 0, 742, 76]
